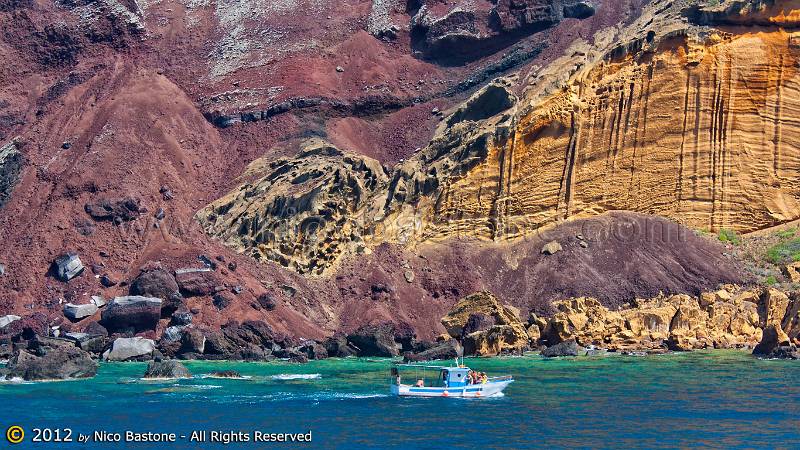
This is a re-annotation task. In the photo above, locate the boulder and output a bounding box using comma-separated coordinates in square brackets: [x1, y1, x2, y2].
[171, 310, 193, 326]
[103, 337, 156, 361]
[441, 292, 523, 338]
[541, 339, 580, 357]
[179, 328, 206, 355]
[753, 325, 790, 356]
[84, 197, 143, 224]
[213, 293, 232, 310]
[91, 296, 107, 308]
[2, 346, 97, 380]
[403, 339, 463, 362]
[143, 360, 191, 379]
[63, 303, 98, 321]
[175, 269, 219, 297]
[256, 293, 277, 311]
[129, 267, 183, 317]
[63, 332, 106, 354]
[100, 296, 162, 334]
[0, 314, 20, 329]
[442, 292, 528, 356]
[53, 253, 84, 282]
[162, 325, 185, 342]
[298, 341, 328, 360]
[347, 322, 414, 357]
[541, 240, 562, 255]
[323, 334, 358, 357]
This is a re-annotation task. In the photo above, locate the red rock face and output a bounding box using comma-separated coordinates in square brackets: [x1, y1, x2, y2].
[0, 0, 691, 341]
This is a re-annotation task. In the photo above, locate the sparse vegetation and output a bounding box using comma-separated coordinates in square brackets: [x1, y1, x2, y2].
[776, 227, 797, 240]
[767, 238, 800, 264]
[717, 228, 740, 245]
[764, 275, 778, 286]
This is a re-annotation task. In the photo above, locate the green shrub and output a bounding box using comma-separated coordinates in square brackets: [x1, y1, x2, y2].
[767, 238, 800, 264]
[717, 228, 740, 245]
[764, 275, 778, 286]
[776, 227, 797, 239]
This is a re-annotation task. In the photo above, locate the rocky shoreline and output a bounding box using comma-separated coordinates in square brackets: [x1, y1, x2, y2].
[1, 283, 798, 382]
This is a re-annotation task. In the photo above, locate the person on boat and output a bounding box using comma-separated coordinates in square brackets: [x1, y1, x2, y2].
[468, 371, 476, 385]
[415, 379, 424, 387]
[481, 372, 488, 384]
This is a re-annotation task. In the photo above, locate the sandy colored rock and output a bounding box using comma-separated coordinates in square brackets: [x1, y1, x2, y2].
[441, 291, 524, 338]
[782, 262, 800, 283]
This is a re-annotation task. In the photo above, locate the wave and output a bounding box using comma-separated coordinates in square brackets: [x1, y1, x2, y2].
[270, 373, 322, 380]
[198, 374, 253, 380]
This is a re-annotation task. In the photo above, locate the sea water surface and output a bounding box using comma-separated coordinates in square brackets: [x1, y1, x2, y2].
[0, 350, 798, 449]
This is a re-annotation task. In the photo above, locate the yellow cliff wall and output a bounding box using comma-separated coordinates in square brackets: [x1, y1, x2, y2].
[430, 30, 800, 239]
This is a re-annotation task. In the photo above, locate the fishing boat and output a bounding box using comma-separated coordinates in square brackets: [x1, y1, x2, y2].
[390, 360, 513, 398]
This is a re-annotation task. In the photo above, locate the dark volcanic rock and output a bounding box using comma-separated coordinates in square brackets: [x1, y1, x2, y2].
[175, 269, 219, 297]
[298, 341, 328, 360]
[347, 322, 416, 357]
[462, 313, 496, 337]
[179, 328, 206, 355]
[84, 197, 143, 224]
[753, 325, 791, 356]
[212, 293, 233, 310]
[209, 370, 243, 378]
[100, 296, 162, 334]
[0, 139, 23, 210]
[403, 339, 463, 362]
[256, 293, 277, 311]
[541, 339, 580, 357]
[130, 267, 180, 300]
[2, 346, 97, 380]
[323, 333, 358, 357]
[143, 360, 191, 379]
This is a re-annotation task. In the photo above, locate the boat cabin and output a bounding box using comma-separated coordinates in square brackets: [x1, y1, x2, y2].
[441, 367, 470, 387]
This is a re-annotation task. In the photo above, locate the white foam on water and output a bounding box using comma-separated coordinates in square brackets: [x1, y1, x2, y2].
[270, 373, 322, 380]
[0, 377, 30, 384]
[197, 374, 253, 379]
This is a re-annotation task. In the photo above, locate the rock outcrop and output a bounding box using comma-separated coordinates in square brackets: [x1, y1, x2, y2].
[197, 139, 389, 276]
[143, 360, 191, 379]
[0, 139, 23, 210]
[346, 321, 415, 357]
[2, 346, 97, 381]
[441, 291, 530, 356]
[409, 0, 594, 62]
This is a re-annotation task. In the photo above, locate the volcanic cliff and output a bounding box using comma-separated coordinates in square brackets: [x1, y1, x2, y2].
[0, 0, 798, 348]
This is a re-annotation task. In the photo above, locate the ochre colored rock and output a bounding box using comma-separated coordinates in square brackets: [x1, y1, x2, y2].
[442, 292, 528, 356]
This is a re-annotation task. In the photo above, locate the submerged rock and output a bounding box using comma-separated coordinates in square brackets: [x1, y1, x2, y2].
[143, 360, 191, 379]
[209, 370, 243, 378]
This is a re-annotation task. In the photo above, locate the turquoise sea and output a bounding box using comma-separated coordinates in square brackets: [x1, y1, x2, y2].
[0, 350, 798, 449]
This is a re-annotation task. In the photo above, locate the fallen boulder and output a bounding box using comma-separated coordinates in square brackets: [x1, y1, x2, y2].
[84, 197, 143, 224]
[143, 360, 191, 379]
[53, 253, 84, 282]
[63, 303, 98, 321]
[175, 269, 219, 297]
[63, 332, 106, 353]
[2, 346, 97, 381]
[323, 334, 358, 357]
[130, 267, 183, 316]
[753, 325, 791, 356]
[0, 314, 20, 329]
[103, 337, 156, 361]
[100, 296, 162, 334]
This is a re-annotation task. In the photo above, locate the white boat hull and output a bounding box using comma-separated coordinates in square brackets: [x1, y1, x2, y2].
[391, 380, 513, 398]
